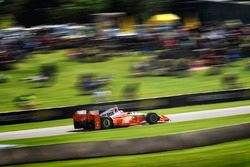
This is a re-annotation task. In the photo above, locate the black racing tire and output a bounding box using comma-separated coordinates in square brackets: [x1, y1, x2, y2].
[86, 120, 95, 130]
[146, 112, 160, 124]
[101, 117, 113, 129]
[82, 120, 88, 130]
[74, 120, 81, 129]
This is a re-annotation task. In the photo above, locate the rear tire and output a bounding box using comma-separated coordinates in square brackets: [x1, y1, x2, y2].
[86, 120, 95, 130]
[146, 112, 160, 124]
[101, 117, 113, 129]
[74, 120, 81, 129]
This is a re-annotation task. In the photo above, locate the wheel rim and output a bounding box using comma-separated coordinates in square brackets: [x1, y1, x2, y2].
[150, 115, 158, 122]
[103, 119, 110, 128]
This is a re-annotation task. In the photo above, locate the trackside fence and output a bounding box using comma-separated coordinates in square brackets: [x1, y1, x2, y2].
[0, 88, 250, 125]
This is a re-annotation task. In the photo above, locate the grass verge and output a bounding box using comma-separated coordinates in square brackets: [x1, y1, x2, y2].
[6, 138, 250, 167]
[0, 49, 250, 112]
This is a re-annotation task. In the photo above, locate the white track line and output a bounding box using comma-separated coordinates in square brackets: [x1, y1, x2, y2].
[167, 105, 250, 122]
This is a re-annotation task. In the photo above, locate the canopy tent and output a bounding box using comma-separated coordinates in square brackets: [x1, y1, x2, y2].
[183, 16, 201, 29]
[146, 14, 180, 24]
[119, 17, 136, 32]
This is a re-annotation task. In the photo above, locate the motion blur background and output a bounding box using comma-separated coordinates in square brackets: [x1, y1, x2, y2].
[0, 1, 250, 166]
[1, 0, 250, 112]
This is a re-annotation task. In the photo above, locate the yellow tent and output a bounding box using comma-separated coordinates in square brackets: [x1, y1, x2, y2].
[184, 16, 201, 29]
[119, 17, 136, 32]
[146, 14, 180, 24]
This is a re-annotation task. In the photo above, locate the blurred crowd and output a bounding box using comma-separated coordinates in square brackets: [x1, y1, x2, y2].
[1, 21, 250, 70]
[2, 21, 250, 106]
[0, 24, 95, 69]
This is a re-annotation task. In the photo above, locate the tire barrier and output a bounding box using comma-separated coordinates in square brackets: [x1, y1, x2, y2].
[0, 123, 249, 166]
[1, 88, 250, 125]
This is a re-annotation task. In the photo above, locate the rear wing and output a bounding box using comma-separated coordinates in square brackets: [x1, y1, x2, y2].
[76, 110, 99, 115]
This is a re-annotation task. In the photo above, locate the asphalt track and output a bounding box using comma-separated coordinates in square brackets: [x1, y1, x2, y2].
[0, 105, 250, 141]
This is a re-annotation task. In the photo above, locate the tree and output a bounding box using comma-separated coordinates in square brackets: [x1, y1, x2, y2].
[13, 0, 61, 27]
[105, 0, 172, 22]
[222, 73, 240, 89]
[106, 0, 144, 15]
[51, 0, 106, 24]
[40, 63, 58, 80]
[8, 0, 174, 26]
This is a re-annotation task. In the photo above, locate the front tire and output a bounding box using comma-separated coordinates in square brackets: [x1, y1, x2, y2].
[146, 112, 160, 124]
[101, 117, 113, 129]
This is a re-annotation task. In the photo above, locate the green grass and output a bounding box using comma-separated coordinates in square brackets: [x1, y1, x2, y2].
[1, 100, 250, 133]
[7, 138, 250, 167]
[1, 114, 249, 146]
[0, 15, 15, 29]
[0, 49, 250, 112]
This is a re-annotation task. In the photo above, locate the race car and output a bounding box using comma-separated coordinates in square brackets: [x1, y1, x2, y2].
[73, 105, 170, 130]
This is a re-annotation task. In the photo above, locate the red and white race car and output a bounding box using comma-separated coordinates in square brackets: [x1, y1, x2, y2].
[73, 105, 170, 130]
